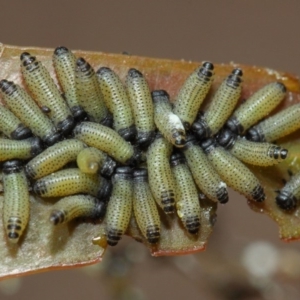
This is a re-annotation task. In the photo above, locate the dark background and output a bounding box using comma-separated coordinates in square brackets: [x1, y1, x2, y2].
[0, 1, 300, 299]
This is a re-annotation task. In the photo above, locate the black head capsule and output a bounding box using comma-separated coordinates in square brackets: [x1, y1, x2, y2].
[75, 58, 112, 126]
[170, 152, 202, 234]
[152, 90, 186, 148]
[20, 52, 75, 135]
[96, 66, 136, 142]
[105, 166, 133, 246]
[226, 82, 287, 135]
[53, 46, 88, 121]
[173, 62, 214, 130]
[126, 68, 155, 149]
[276, 170, 300, 210]
[192, 68, 243, 139]
[133, 168, 161, 244]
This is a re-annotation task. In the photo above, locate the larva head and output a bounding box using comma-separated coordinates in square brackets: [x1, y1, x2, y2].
[99, 111, 113, 128]
[43, 131, 62, 146]
[117, 125, 137, 142]
[200, 138, 217, 154]
[276, 191, 297, 210]
[100, 157, 117, 178]
[20, 52, 38, 71]
[113, 166, 133, 182]
[56, 115, 75, 135]
[125, 145, 142, 166]
[93, 200, 107, 220]
[246, 126, 265, 142]
[0, 80, 16, 96]
[10, 123, 32, 140]
[216, 129, 236, 149]
[226, 68, 243, 88]
[226, 116, 244, 135]
[191, 112, 210, 139]
[199, 61, 214, 78]
[76, 57, 91, 73]
[28, 137, 44, 157]
[251, 184, 265, 202]
[127, 68, 143, 79]
[133, 167, 148, 182]
[71, 105, 88, 122]
[2, 160, 23, 174]
[181, 133, 198, 150]
[170, 151, 186, 167]
[54, 46, 70, 57]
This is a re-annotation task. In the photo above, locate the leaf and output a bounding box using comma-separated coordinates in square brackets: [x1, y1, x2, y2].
[0, 43, 299, 279]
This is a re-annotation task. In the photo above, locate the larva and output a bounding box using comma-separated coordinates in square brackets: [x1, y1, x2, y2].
[217, 129, 288, 166]
[192, 68, 243, 139]
[33, 168, 103, 198]
[126, 68, 155, 148]
[25, 139, 86, 180]
[146, 133, 177, 214]
[0, 137, 43, 162]
[73, 121, 139, 165]
[75, 57, 112, 126]
[0, 103, 32, 140]
[170, 152, 201, 234]
[2, 160, 30, 243]
[49, 195, 106, 225]
[0, 80, 61, 145]
[247, 103, 300, 143]
[133, 168, 160, 244]
[76, 147, 116, 178]
[53, 46, 86, 121]
[201, 138, 265, 202]
[173, 62, 214, 130]
[276, 170, 300, 210]
[182, 135, 228, 204]
[96, 67, 136, 141]
[151, 90, 186, 148]
[105, 167, 133, 246]
[226, 82, 286, 134]
[20, 52, 74, 135]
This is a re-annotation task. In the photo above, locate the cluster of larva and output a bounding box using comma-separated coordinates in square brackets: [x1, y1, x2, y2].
[0, 46, 299, 249]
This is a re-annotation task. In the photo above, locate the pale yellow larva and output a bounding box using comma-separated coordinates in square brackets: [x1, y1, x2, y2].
[3, 160, 30, 243]
[20, 52, 74, 135]
[105, 167, 133, 246]
[147, 133, 177, 214]
[173, 62, 214, 130]
[152, 90, 186, 148]
[133, 168, 160, 244]
[201, 138, 265, 202]
[25, 139, 86, 180]
[170, 152, 201, 235]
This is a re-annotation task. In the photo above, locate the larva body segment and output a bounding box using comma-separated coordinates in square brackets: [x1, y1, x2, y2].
[170, 152, 201, 234]
[133, 168, 160, 244]
[96, 67, 136, 141]
[20, 52, 74, 135]
[147, 134, 177, 214]
[173, 62, 214, 130]
[105, 167, 133, 246]
[25, 139, 86, 180]
[50, 195, 106, 225]
[218, 129, 288, 166]
[53, 46, 86, 121]
[0, 103, 32, 140]
[73, 122, 138, 165]
[226, 82, 286, 134]
[0, 137, 43, 161]
[3, 160, 30, 243]
[182, 135, 228, 204]
[75, 58, 112, 126]
[152, 90, 186, 148]
[201, 139, 265, 202]
[276, 170, 300, 210]
[33, 168, 102, 198]
[126, 68, 155, 148]
[76, 147, 116, 178]
[247, 103, 300, 143]
[192, 69, 243, 139]
[0, 80, 61, 145]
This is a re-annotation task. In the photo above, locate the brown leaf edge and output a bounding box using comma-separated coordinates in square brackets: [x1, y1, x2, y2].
[0, 43, 299, 279]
